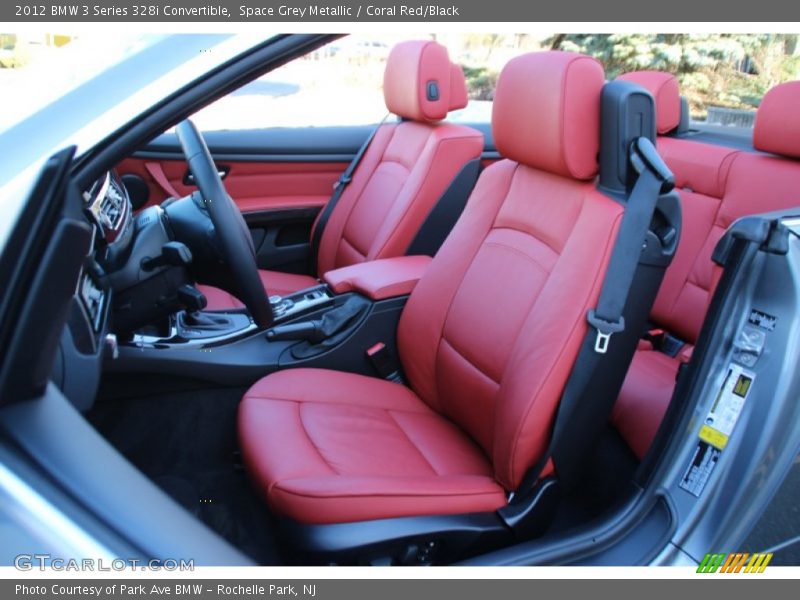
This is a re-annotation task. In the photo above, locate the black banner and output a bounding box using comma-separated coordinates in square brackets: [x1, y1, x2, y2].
[4, 579, 797, 600]
[3, 0, 798, 22]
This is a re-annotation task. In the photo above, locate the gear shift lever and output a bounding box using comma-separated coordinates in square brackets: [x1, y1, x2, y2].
[177, 285, 207, 313]
[176, 285, 234, 331]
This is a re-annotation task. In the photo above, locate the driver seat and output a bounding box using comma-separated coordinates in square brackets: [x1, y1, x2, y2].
[200, 40, 483, 308]
[238, 52, 626, 526]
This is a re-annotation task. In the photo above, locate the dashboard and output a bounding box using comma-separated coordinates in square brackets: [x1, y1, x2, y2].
[80, 171, 135, 335]
[55, 167, 198, 410]
[53, 170, 134, 410]
[84, 171, 134, 246]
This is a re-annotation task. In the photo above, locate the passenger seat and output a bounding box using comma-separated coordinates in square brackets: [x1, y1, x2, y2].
[611, 73, 800, 459]
[237, 51, 627, 526]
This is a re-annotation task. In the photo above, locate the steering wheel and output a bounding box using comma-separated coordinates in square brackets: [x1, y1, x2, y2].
[175, 119, 274, 328]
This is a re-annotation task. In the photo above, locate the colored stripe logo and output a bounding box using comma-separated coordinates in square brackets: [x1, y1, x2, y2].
[697, 552, 773, 573]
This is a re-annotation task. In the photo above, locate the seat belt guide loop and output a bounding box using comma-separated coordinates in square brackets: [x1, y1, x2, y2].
[334, 174, 352, 190]
[630, 137, 675, 194]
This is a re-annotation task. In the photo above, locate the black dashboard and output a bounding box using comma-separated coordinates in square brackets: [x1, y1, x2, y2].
[55, 167, 200, 411]
[81, 171, 135, 336]
[53, 170, 133, 411]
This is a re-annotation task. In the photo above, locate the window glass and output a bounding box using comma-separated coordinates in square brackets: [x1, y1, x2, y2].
[190, 33, 552, 130]
[0, 33, 164, 134]
[191, 34, 390, 131]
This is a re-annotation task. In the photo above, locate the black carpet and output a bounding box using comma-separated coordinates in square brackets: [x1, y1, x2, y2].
[87, 374, 284, 565]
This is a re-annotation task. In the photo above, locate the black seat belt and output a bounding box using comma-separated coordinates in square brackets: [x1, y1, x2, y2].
[513, 137, 675, 500]
[309, 114, 391, 276]
[552, 137, 674, 490]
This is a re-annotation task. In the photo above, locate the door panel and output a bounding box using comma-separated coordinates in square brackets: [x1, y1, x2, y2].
[116, 126, 375, 274]
[118, 126, 379, 209]
[244, 207, 323, 274]
[117, 157, 340, 272]
[117, 157, 349, 213]
[115, 123, 497, 276]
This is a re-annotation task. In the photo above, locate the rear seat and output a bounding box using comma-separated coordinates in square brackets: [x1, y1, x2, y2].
[611, 72, 800, 459]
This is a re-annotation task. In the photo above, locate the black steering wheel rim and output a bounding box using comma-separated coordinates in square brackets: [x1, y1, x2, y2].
[176, 119, 273, 328]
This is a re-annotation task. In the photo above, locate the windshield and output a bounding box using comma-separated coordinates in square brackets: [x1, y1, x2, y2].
[0, 33, 166, 134]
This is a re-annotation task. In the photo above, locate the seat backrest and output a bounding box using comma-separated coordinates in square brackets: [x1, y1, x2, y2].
[397, 51, 624, 491]
[618, 72, 800, 344]
[315, 40, 483, 276]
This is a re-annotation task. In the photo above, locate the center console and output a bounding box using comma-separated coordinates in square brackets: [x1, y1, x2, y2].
[111, 256, 432, 385]
[128, 284, 336, 349]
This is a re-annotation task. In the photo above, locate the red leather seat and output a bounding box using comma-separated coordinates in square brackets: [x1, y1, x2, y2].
[201, 40, 483, 309]
[238, 51, 624, 524]
[611, 73, 800, 458]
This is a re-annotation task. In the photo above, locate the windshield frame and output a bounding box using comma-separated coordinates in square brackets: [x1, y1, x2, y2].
[0, 34, 275, 253]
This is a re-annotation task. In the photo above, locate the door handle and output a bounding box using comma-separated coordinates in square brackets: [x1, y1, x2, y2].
[183, 165, 230, 185]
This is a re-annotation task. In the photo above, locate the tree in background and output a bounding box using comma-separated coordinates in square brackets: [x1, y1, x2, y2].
[549, 34, 800, 117]
[457, 33, 543, 100]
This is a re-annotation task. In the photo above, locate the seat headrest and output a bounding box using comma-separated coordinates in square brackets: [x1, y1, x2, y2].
[383, 40, 468, 122]
[754, 81, 800, 159]
[492, 51, 604, 180]
[617, 71, 681, 134]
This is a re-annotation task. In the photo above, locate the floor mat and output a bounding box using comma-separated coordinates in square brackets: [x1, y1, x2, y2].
[87, 377, 283, 565]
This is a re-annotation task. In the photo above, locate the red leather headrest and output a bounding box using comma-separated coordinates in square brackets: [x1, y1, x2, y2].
[618, 71, 681, 134]
[383, 40, 468, 122]
[754, 81, 800, 159]
[492, 51, 604, 180]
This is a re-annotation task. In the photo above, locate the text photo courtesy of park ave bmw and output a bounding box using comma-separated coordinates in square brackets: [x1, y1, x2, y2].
[15, 584, 317, 597]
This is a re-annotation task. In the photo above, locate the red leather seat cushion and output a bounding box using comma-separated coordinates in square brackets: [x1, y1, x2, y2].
[753, 80, 800, 159]
[200, 270, 317, 310]
[316, 121, 482, 275]
[611, 348, 681, 460]
[238, 369, 507, 524]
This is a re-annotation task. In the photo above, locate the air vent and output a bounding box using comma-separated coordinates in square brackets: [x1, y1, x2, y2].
[100, 179, 125, 229]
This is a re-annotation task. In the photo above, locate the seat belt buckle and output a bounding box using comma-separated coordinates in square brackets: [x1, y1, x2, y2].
[366, 342, 404, 383]
[660, 332, 686, 358]
[587, 310, 625, 354]
[644, 327, 666, 348]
